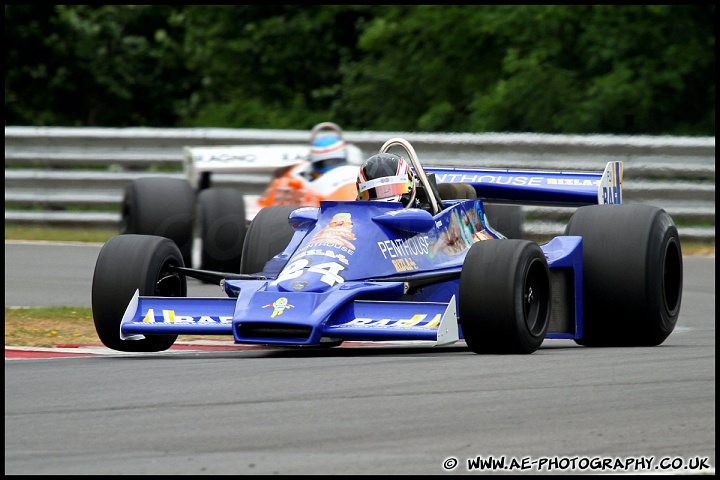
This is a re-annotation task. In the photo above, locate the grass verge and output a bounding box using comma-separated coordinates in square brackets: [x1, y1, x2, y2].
[5, 225, 118, 243]
[5, 306, 230, 348]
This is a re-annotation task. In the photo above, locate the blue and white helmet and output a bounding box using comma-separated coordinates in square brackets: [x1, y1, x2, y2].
[310, 134, 348, 175]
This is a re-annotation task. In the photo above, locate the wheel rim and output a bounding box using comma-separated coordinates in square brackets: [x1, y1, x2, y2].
[522, 259, 549, 337]
[155, 260, 184, 297]
[662, 237, 682, 316]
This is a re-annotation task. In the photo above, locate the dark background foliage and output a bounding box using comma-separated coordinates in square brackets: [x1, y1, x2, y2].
[5, 5, 715, 135]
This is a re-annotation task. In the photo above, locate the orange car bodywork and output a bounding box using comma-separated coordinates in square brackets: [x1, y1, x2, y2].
[257, 162, 359, 209]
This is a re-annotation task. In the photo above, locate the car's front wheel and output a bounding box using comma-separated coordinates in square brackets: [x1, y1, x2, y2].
[459, 239, 551, 354]
[92, 234, 186, 352]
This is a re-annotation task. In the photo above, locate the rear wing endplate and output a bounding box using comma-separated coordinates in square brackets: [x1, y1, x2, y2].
[597, 160, 623, 205]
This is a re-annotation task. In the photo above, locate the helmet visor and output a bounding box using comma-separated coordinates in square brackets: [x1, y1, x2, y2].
[313, 156, 346, 174]
[357, 174, 411, 201]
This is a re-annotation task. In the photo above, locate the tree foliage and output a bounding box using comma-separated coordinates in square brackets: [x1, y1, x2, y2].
[4, 5, 714, 135]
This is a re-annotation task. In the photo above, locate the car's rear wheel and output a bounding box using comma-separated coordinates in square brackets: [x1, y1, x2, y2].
[197, 188, 246, 273]
[120, 177, 195, 267]
[484, 204, 524, 239]
[240, 206, 301, 275]
[92, 234, 186, 352]
[459, 239, 551, 354]
[565, 204, 683, 346]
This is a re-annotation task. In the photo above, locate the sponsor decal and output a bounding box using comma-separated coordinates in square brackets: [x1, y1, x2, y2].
[435, 173, 545, 186]
[300, 243, 355, 255]
[262, 297, 295, 318]
[270, 186, 308, 206]
[392, 257, 419, 272]
[293, 249, 350, 265]
[434, 173, 600, 187]
[343, 314, 442, 328]
[546, 178, 598, 186]
[305, 212, 356, 251]
[429, 204, 495, 258]
[377, 235, 430, 259]
[201, 153, 259, 163]
[599, 161, 622, 204]
[141, 309, 232, 324]
[198, 151, 306, 164]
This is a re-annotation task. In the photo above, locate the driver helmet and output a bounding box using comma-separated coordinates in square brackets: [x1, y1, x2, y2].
[356, 153, 417, 208]
[310, 134, 347, 177]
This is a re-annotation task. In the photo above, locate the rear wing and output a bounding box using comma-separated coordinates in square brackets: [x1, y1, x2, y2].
[183, 144, 364, 189]
[425, 161, 623, 207]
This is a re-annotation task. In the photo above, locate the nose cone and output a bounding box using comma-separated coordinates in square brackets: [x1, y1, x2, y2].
[275, 275, 337, 293]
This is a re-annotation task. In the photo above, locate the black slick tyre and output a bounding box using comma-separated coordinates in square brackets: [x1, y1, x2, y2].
[565, 204, 683, 347]
[120, 177, 195, 267]
[240, 206, 300, 275]
[92, 234, 186, 352]
[484, 204, 524, 239]
[459, 239, 551, 354]
[197, 188, 247, 272]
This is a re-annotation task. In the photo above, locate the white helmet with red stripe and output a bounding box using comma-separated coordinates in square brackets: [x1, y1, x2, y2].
[356, 153, 416, 208]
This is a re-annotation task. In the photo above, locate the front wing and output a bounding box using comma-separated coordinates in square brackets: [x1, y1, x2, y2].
[119, 285, 460, 347]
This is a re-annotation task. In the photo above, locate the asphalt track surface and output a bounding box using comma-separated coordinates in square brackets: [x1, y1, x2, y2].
[4, 241, 716, 475]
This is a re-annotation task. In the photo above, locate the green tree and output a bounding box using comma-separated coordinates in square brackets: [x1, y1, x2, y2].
[5, 5, 195, 126]
[337, 5, 715, 135]
[176, 5, 376, 129]
[336, 5, 506, 131]
[4, 5, 714, 135]
[468, 5, 716, 135]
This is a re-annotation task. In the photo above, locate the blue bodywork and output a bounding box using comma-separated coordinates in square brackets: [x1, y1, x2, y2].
[120, 195, 586, 347]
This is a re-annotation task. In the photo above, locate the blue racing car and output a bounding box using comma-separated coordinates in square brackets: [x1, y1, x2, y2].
[91, 138, 683, 354]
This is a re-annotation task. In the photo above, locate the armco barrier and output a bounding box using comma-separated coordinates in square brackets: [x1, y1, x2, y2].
[4, 127, 715, 243]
